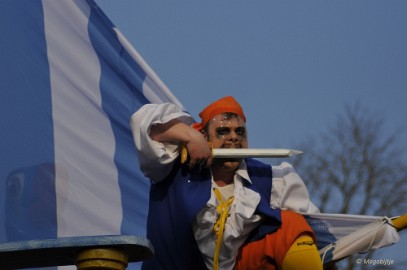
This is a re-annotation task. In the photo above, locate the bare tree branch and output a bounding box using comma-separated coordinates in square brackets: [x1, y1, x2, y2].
[292, 103, 407, 269]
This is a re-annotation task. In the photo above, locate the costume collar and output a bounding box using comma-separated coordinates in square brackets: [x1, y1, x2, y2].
[208, 159, 252, 185]
[235, 159, 252, 184]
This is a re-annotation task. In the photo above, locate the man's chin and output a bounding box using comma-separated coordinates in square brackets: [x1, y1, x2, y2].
[220, 159, 242, 171]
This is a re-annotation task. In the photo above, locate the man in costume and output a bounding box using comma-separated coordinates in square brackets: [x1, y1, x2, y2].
[131, 96, 323, 270]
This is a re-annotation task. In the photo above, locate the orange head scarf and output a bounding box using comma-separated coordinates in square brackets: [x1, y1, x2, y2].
[192, 96, 246, 131]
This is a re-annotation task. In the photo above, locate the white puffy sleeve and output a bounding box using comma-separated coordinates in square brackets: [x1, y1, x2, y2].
[130, 103, 193, 183]
[271, 162, 320, 214]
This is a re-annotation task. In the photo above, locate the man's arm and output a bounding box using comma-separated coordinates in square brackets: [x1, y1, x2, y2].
[150, 119, 212, 169]
[130, 103, 212, 182]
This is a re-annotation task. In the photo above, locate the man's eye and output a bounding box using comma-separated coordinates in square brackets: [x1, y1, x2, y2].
[235, 128, 246, 136]
[216, 127, 230, 136]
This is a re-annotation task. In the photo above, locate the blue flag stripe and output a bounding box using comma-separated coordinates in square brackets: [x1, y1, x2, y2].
[0, 0, 57, 242]
[86, 0, 151, 235]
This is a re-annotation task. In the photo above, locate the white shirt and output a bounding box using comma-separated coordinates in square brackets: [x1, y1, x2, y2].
[193, 162, 263, 269]
[130, 103, 320, 270]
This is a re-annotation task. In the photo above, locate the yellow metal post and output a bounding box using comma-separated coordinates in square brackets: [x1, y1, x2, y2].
[392, 214, 407, 231]
[76, 248, 128, 270]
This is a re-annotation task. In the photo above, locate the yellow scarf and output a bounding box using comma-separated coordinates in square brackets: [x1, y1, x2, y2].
[213, 188, 234, 270]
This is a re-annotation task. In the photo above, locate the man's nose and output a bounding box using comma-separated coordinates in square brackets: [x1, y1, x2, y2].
[228, 130, 240, 141]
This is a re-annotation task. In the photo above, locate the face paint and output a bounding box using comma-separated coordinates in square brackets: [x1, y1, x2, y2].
[215, 126, 246, 140]
[208, 113, 247, 142]
[206, 113, 248, 173]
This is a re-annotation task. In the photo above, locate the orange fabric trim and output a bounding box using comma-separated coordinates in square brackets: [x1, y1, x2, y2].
[234, 210, 316, 270]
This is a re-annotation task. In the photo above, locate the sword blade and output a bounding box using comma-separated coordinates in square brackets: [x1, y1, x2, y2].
[212, 148, 303, 158]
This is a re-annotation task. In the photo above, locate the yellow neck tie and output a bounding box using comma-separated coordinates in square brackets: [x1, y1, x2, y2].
[213, 188, 234, 270]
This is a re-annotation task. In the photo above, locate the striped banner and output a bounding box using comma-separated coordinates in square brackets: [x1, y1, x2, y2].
[0, 1, 183, 268]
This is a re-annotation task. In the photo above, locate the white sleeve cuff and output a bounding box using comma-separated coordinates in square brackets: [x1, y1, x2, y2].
[130, 103, 193, 182]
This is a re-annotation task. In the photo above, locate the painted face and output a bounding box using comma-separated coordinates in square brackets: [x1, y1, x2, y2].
[204, 113, 248, 171]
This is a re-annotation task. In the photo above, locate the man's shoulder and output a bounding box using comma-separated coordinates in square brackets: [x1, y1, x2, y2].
[245, 158, 272, 180]
[245, 159, 298, 179]
[271, 162, 298, 179]
[245, 158, 270, 168]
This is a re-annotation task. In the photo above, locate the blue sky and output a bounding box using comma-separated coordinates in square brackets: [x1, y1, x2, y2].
[96, 0, 407, 153]
[96, 0, 406, 265]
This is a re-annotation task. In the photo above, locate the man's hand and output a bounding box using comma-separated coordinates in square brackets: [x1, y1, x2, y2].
[150, 119, 212, 169]
[184, 131, 212, 169]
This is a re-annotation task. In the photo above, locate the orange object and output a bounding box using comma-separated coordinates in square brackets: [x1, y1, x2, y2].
[195, 96, 246, 131]
[234, 211, 316, 270]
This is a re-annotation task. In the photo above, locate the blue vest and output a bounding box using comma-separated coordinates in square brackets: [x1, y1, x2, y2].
[142, 158, 281, 270]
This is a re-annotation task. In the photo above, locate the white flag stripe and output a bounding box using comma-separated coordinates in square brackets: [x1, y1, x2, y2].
[114, 28, 185, 109]
[43, 0, 122, 236]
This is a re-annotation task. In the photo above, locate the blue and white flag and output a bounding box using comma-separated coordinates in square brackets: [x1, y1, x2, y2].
[305, 213, 399, 266]
[0, 0, 183, 268]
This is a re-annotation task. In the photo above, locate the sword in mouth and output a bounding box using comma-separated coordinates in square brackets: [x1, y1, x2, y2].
[211, 148, 303, 158]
